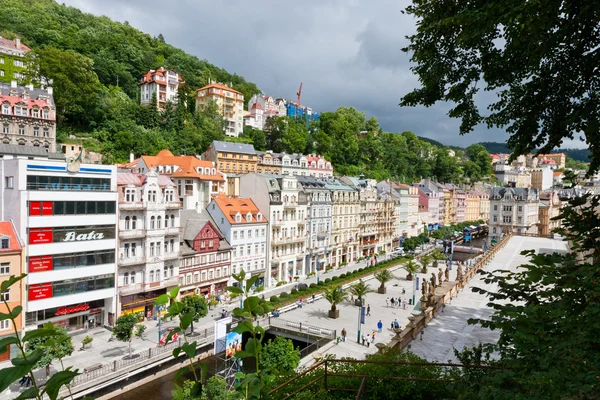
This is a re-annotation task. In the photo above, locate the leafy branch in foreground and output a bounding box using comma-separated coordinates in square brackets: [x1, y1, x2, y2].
[0, 273, 81, 400]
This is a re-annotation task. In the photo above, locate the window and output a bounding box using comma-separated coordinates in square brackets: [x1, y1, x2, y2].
[170, 239, 174, 252]
[169, 265, 174, 277]
[149, 270, 155, 282]
[131, 243, 136, 256]
[150, 242, 155, 256]
[2, 123, 8, 134]
[150, 216, 155, 229]
[43, 109, 49, 119]
[0, 70, 3, 77]
[233, 231, 238, 240]
[32, 108, 39, 118]
[0, 263, 9, 275]
[1, 289, 9, 302]
[123, 272, 129, 285]
[0, 238, 9, 249]
[5, 176, 13, 189]
[493, 205, 498, 211]
[518, 206, 523, 212]
[123, 243, 130, 257]
[209, 239, 214, 247]
[18, 125, 25, 135]
[0, 320, 10, 330]
[164, 266, 168, 279]
[170, 215, 175, 227]
[157, 216, 162, 229]
[247, 245, 251, 255]
[33, 126, 39, 136]
[44, 127, 50, 138]
[2, 104, 9, 114]
[125, 216, 131, 230]
[240, 230, 245, 239]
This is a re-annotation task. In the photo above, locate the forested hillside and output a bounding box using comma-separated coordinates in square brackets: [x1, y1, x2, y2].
[0, 0, 261, 129]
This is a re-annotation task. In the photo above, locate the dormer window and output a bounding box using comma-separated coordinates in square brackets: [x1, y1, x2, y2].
[1, 104, 9, 115]
[257, 213, 262, 221]
[246, 212, 252, 222]
[235, 213, 242, 222]
[1, 236, 9, 249]
[43, 108, 49, 119]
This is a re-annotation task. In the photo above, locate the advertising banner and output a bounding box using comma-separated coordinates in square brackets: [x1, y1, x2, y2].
[29, 256, 53, 273]
[28, 229, 53, 245]
[28, 283, 53, 301]
[225, 331, 242, 359]
[29, 202, 41, 216]
[42, 202, 53, 215]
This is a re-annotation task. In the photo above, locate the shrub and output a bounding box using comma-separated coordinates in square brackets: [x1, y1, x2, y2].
[270, 295, 279, 303]
[298, 286, 307, 292]
[324, 278, 331, 283]
[291, 288, 298, 294]
[317, 281, 325, 286]
[309, 283, 317, 289]
[340, 273, 347, 278]
[280, 292, 289, 299]
[326, 266, 333, 272]
[307, 271, 316, 277]
[276, 281, 284, 287]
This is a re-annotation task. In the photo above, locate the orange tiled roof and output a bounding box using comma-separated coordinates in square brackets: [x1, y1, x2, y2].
[139, 67, 182, 85]
[553, 171, 563, 176]
[196, 83, 242, 95]
[140, 149, 225, 182]
[0, 222, 21, 252]
[212, 194, 267, 225]
[0, 38, 30, 52]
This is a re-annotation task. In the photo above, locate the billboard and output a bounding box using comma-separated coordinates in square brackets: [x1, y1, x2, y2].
[225, 331, 242, 359]
[29, 283, 53, 300]
[29, 229, 53, 244]
[29, 256, 53, 273]
[214, 316, 232, 354]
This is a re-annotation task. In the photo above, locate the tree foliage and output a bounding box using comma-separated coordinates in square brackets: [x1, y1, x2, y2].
[25, 325, 74, 371]
[259, 336, 300, 376]
[401, 0, 600, 173]
[113, 313, 144, 358]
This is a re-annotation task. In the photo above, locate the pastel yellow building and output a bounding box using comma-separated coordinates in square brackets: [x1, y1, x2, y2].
[465, 192, 481, 222]
[195, 82, 245, 137]
[442, 188, 452, 225]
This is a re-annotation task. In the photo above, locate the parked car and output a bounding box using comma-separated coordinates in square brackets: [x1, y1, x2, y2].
[159, 328, 179, 345]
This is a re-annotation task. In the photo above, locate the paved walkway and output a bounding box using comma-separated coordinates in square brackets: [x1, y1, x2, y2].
[1, 246, 435, 399]
[407, 236, 569, 363]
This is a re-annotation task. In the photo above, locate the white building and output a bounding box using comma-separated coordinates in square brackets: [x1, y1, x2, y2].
[207, 194, 268, 288]
[281, 153, 309, 177]
[324, 178, 360, 266]
[298, 177, 332, 273]
[489, 187, 539, 239]
[0, 157, 118, 331]
[116, 169, 180, 318]
[341, 176, 378, 257]
[139, 67, 183, 111]
[238, 173, 308, 285]
[243, 103, 264, 130]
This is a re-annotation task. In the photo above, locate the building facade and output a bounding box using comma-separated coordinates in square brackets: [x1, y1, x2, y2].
[538, 191, 561, 237]
[281, 153, 309, 176]
[465, 192, 480, 222]
[133, 149, 225, 212]
[530, 167, 554, 191]
[306, 155, 334, 178]
[238, 174, 307, 285]
[298, 177, 332, 273]
[1, 158, 118, 331]
[116, 170, 180, 318]
[1, 82, 56, 151]
[326, 178, 360, 266]
[341, 176, 378, 257]
[489, 187, 539, 238]
[256, 151, 282, 175]
[195, 83, 245, 137]
[0, 37, 29, 84]
[202, 141, 257, 176]
[179, 210, 231, 298]
[139, 68, 183, 110]
[0, 221, 24, 361]
[207, 195, 268, 287]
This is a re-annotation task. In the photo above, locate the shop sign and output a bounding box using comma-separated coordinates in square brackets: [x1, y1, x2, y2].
[88, 308, 102, 315]
[62, 231, 105, 242]
[29, 284, 53, 300]
[29, 202, 53, 216]
[29, 256, 53, 273]
[56, 303, 90, 316]
[29, 229, 53, 245]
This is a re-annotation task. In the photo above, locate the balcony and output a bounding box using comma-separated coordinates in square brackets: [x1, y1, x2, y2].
[283, 201, 297, 208]
[166, 201, 182, 209]
[271, 220, 284, 226]
[119, 277, 180, 296]
[119, 229, 145, 239]
[146, 228, 165, 236]
[164, 227, 180, 236]
[118, 256, 146, 267]
[164, 252, 179, 261]
[272, 236, 305, 245]
[119, 202, 144, 210]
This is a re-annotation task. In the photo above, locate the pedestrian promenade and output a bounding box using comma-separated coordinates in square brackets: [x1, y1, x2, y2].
[1, 246, 434, 399]
[407, 236, 569, 363]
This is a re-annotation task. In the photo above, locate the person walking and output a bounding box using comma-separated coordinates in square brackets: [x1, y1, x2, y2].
[25, 374, 32, 387]
[19, 376, 27, 386]
[371, 331, 376, 342]
[377, 320, 383, 333]
[367, 305, 371, 316]
[386, 297, 389, 307]
[394, 319, 399, 329]
[341, 328, 347, 342]
[361, 334, 366, 346]
[390, 298, 395, 308]
[402, 299, 407, 309]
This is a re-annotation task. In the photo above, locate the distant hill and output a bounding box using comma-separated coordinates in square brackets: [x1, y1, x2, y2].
[479, 142, 591, 162]
[418, 136, 463, 150]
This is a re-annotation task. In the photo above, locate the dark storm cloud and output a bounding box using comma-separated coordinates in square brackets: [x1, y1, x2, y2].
[63, 0, 524, 148]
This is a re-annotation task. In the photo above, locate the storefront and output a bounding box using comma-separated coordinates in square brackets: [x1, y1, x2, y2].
[120, 289, 167, 318]
[25, 300, 105, 332]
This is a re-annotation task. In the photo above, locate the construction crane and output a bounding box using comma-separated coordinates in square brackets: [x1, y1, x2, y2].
[296, 82, 302, 106]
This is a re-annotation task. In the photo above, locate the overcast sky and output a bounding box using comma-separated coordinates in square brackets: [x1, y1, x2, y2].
[64, 0, 586, 149]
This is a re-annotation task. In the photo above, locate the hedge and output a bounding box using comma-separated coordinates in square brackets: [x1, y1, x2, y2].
[270, 295, 279, 303]
[324, 278, 331, 283]
[291, 288, 298, 294]
[309, 283, 317, 289]
[279, 292, 289, 299]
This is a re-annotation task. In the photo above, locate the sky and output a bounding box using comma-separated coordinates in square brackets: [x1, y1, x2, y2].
[63, 0, 586, 149]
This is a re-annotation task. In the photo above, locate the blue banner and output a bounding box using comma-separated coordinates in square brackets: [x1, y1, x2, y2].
[360, 306, 366, 324]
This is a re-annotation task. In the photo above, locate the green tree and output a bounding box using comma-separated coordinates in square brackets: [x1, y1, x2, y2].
[113, 313, 145, 359]
[26, 325, 74, 377]
[263, 116, 286, 153]
[323, 286, 348, 318]
[431, 148, 461, 183]
[282, 117, 309, 154]
[182, 294, 208, 334]
[319, 107, 363, 168]
[347, 281, 375, 305]
[30, 47, 102, 127]
[373, 269, 394, 292]
[194, 100, 226, 152]
[402, 258, 420, 280]
[259, 336, 301, 376]
[401, 0, 600, 172]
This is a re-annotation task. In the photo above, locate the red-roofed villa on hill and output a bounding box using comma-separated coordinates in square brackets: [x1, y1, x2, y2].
[139, 67, 183, 111]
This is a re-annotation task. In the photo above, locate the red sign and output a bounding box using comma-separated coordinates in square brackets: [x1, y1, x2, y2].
[41, 202, 53, 216]
[29, 229, 53, 244]
[29, 202, 41, 216]
[29, 256, 53, 273]
[56, 303, 90, 316]
[28, 284, 52, 301]
[29, 202, 53, 216]
[89, 308, 102, 315]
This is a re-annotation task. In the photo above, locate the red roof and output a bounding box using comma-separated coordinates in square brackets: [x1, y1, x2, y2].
[196, 83, 242, 95]
[0, 222, 21, 253]
[212, 194, 267, 225]
[0, 37, 30, 52]
[139, 149, 225, 182]
[251, 103, 263, 110]
[139, 67, 182, 85]
[0, 95, 55, 120]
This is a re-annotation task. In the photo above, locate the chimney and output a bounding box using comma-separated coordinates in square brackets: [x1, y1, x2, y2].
[10, 80, 17, 88]
[46, 87, 53, 95]
[15, 38, 20, 49]
[129, 152, 134, 163]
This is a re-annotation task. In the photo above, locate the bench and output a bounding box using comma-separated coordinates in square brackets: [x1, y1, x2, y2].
[84, 363, 103, 373]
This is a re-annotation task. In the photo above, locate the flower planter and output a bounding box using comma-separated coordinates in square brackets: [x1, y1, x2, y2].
[406, 274, 414, 281]
[378, 286, 386, 294]
[328, 309, 340, 319]
[354, 299, 363, 306]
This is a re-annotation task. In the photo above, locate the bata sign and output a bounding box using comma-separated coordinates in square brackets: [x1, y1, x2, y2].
[55, 303, 90, 316]
[62, 231, 105, 242]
